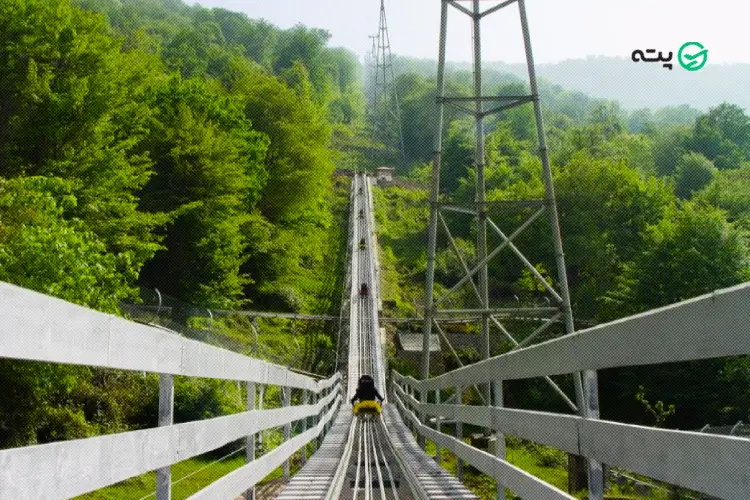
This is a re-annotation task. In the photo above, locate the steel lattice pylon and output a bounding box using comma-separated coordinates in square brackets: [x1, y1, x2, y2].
[366, 0, 405, 162]
[420, 1, 605, 499]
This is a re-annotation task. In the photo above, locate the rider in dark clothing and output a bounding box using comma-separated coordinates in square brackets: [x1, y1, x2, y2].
[350, 375, 384, 405]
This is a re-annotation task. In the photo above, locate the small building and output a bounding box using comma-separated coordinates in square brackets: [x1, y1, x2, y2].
[395, 332, 442, 373]
[375, 166, 396, 184]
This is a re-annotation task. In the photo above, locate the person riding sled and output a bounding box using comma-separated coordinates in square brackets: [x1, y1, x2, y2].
[350, 375, 384, 406]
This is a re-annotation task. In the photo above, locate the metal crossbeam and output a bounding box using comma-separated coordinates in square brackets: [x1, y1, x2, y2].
[432, 206, 546, 309]
[438, 211, 483, 303]
[486, 216, 564, 303]
[489, 315, 577, 411]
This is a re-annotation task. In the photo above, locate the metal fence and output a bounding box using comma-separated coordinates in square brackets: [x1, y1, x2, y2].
[392, 281, 750, 500]
[0, 281, 343, 500]
[119, 287, 339, 371]
[699, 421, 750, 439]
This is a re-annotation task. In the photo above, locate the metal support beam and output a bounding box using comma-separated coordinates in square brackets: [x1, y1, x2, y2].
[471, 0, 491, 409]
[437, 306, 558, 316]
[517, 0, 603, 497]
[487, 217, 563, 303]
[439, 211, 483, 303]
[479, 97, 536, 117]
[438, 95, 530, 103]
[441, 205, 478, 216]
[490, 315, 577, 412]
[422, 0, 449, 379]
[480, 0, 519, 18]
[156, 374, 174, 500]
[447, 0, 473, 17]
[512, 313, 562, 349]
[433, 206, 546, 308]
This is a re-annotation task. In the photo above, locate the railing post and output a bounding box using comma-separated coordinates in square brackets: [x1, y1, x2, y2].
[456, 385, 464, 482]
[301, 390, 309, 466]
[156, 374, 174, 500]
[246, 382, 256, 500]
[408, 384, 417, 435]
[316, 386, 323, 450]
[258, 385, 266, 453]
[417, 386, 426, 450]
[283, 386, 291, 483]
[434, 389, 442, 464]
[492, 380, 506, 499]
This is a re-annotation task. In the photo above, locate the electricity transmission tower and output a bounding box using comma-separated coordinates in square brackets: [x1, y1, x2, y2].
[420, 1, 604, 498]
[367, 0, 405, 162]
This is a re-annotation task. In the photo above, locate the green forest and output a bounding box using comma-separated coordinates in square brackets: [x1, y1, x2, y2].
[0, 0, 364, 451]
[1, 0, 750, 497]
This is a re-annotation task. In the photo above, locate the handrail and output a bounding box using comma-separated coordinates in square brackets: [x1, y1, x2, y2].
[391, 281, 750, 500]
[0, 281, 337, 393]
[392, 377, 750, 500]
[407, 281, 750, 392]
[393, 389, 577, 500]
[0, 281, 343, 499]
[0, 389, 341, 499]
[186, 394, 342, 499]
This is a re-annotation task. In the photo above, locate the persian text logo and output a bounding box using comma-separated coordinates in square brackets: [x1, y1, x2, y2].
[631, 42, 708, 71]
[678, 42, 708, 71]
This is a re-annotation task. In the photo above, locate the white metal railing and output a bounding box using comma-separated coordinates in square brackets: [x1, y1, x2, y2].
[0, 281, 342, 500]
[393, 281, 750, 500]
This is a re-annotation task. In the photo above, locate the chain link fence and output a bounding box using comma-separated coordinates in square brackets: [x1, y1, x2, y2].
[119, 287, 339, 375]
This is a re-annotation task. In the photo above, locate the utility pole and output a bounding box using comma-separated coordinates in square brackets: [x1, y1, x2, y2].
[367, 0, 406, 164]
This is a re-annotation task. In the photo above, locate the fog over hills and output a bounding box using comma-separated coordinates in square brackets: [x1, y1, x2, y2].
[393, 55, 750, 112]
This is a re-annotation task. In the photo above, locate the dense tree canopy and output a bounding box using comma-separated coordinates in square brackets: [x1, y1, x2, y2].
[0, 0, 359, 449]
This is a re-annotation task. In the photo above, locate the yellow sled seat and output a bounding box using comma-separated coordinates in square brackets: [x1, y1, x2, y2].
[353, 400, 381, 416]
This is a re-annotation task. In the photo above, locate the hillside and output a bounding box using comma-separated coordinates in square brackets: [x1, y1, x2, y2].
[394, 55, 750, 112]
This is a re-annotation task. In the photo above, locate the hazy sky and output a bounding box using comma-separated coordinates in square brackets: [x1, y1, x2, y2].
[190, 0, 749, 65]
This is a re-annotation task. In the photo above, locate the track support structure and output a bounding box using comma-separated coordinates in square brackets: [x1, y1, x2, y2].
[420, 1, 604, 498]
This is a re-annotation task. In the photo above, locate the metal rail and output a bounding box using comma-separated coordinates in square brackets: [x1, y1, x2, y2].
[279, 173, 477, 499]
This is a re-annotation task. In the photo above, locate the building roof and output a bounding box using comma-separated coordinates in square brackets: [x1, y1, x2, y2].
[443, 333, 485, 351]
[397, 332, 440, 352]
